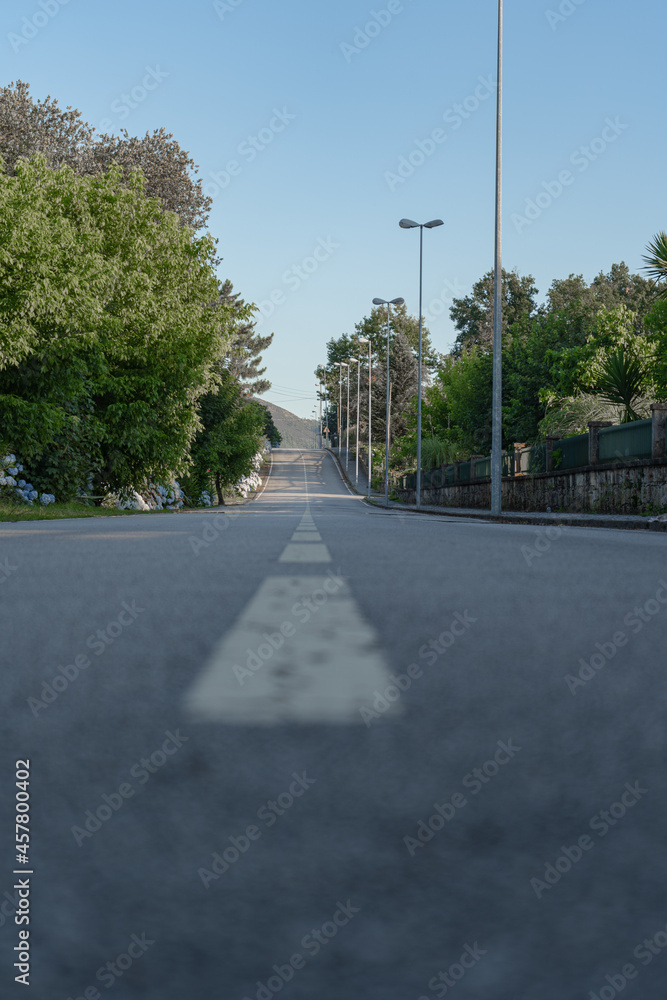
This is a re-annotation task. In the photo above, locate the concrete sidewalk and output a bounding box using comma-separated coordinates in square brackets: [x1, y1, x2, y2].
[328, 448, 667, 532]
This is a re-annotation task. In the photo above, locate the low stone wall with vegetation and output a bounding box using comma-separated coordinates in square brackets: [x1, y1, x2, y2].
[396, 459, 667, 515]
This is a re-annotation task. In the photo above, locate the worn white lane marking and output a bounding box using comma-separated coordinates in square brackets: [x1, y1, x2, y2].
[185, 575, 399, 724]
[279, 543, 331, 562]
[273, 463, 327, 560]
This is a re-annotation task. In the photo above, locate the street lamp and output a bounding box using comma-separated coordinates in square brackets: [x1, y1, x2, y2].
[372, 297, 405, 506]
[338, 361, 348, 456]
[317, 382, 324, 449]
[348, 357, 360, 483]
[357, 337, 371, 497]
[399, 218, 443, 507]
[345, 362, 355, 470]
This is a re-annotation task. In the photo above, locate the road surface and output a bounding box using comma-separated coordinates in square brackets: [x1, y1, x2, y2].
[2, 448, 667, 999]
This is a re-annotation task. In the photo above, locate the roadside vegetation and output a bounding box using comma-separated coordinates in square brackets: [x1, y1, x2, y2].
[318, 254, 667, 485]
[0, 81, 280, 518]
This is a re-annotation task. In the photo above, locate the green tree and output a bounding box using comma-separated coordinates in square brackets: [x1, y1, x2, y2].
[260, 405, 282, 446]
[185, 372, 266, 504]
[538, 307, 658, 435]
[423, 351, 494, 455]
[450, 269, 538, 355]
[318, 304, 431, 445]
[0, 80, 212, 231]
[643, 232, 667, 299]
[0, 156, 224, 498]
[217, 279, 274, 396]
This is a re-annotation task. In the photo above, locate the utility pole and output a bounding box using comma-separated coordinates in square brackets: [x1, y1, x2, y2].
[491, 0, 503, 515]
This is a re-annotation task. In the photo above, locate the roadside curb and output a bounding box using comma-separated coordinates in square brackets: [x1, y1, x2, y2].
[326, 448, 379, 498]
[363, 500, 667, 531]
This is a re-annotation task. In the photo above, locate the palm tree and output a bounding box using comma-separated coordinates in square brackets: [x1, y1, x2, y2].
[643, 232, 667, 298]
[592, 349, 646, 422]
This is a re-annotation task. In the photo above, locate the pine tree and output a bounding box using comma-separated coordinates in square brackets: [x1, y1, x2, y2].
[217, 280, 274, 396]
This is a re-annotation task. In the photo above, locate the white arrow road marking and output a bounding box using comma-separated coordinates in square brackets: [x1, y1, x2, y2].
[184, 575, 400, 724]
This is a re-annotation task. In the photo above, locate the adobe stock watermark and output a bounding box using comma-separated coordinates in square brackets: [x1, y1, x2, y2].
[8, 0, 72, 54]
[588, 917, 667, 1000]
[27, 600, 145, 717]
[97, 65, 169, 131]
[384, 75, 496, 192]
[241, 900, 360, 1000]
[564, 579, 667, 695]
[203, 108, 296, 199]
[65, 931, 155, 999]
[512, 117, 629, 234]
[404, 739, 522, 856]
[340, 0, 413, 63]
[234, 569, 345, 686]
[423, 276, 467, 325]
[213, 0, 246, 20]
[546, 0, 587, 31]
[0, 556, 19, 585]
[188, 510, 241, 555]
[419, 942, 487, 999]
[71, 730, 188, 846]
[197, 771, 316, 888]
[255, 236, 340, 328]
[0, 885, 22, 932]
[360, 609, 477, 725]
[521, 524, 567, 566]
[529, 780, 647, 899]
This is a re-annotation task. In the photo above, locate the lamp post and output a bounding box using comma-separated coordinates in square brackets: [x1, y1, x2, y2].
[372, 297, 405, 506]
[399, 218, 443, 507]
[348, 357, 360, 483]
[357, 337, 371, 497]
[345, 362, 354, 469]
[491, 0, 503, 515]
[338, 361, 348, 455]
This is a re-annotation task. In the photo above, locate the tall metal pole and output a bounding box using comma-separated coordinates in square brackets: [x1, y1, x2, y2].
[384, 305, 391, 506]
[345, 368, 350, 468]
[318, 383, 323, 449]
[338, 363, 342, 456]
[367, 341, 372, 499]
[416, 225, 424, 508]
[355, 360, 361, 485]
[491, 0, 503, 515]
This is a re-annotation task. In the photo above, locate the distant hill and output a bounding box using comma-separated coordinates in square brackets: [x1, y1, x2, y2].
[256, 399, 320, 449]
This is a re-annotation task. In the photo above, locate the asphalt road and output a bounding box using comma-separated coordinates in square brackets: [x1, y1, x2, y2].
[2, 448, 667, 1000]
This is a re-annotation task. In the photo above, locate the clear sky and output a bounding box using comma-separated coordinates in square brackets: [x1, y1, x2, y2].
[3, 0, 665, 417]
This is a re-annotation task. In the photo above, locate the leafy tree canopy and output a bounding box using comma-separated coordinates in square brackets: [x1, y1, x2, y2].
[0, 155, 225, 497]
[450, 269, 539, 355]
[0, 80, 211, 231]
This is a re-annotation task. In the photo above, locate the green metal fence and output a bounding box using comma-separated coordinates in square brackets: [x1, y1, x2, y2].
[599, 419, 652, 462]
[458, 460, 472, 484]
[554, 433, 589, 470]
[475, 456, 491, 479]
[398, 416, 660, 494]
[519, 443, 547, 474]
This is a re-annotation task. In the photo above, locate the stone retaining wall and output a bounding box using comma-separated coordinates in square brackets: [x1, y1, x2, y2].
[396, 459, 667, 514]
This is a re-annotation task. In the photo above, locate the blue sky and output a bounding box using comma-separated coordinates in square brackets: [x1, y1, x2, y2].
[3, 0, 665, 417]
